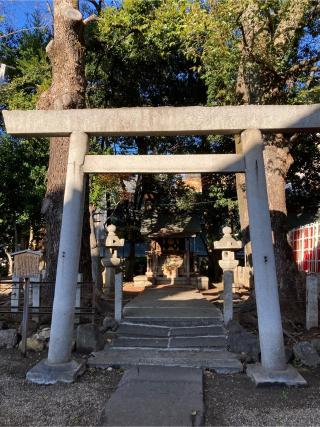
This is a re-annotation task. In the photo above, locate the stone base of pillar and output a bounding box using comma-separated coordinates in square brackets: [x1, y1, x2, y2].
[247, 363, 307, 387]
[26, 358, 86, 385]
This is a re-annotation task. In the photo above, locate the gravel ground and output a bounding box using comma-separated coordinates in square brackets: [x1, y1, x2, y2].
[0, 349, 122, 426]
[1, 348, 320, 426]
[204, 367, 320, 426]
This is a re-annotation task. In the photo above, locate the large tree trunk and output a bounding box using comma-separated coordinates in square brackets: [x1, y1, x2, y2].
[234, 134, 252, 265]
[264, 134, 296, 289]
[38, 0, 91, 281]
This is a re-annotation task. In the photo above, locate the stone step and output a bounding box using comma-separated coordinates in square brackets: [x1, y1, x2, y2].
[170, 325, 225, 337]
[117, 323, 225, 338]
[123, 307, 222, 320]
[170, 336, 227, 348]
[88, 348, 243, 374]
[117, 323, 170, 337]
[124, 317, 222, 327]
[112, 335, 227, 349]
[113, 337, 168, 348]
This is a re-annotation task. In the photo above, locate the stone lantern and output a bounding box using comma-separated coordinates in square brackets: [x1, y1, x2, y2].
[101, 224, 124, 295]
[214, 226, 242, 324]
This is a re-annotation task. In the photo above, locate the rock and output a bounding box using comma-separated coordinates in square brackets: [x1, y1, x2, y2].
[19, 337, 44, 352]
[0, 329, 18, 348]
[0, 321, 8, 330]
[34, 327, 50, 341]
[17, 320, 38, 336]
[76, 323, 105, 354]
[227, 319, 243, 334]
[227, 320, 260, 362]
[100, 316, 118, 333]
[311, 338, 320, 354]
[293, 341, 320, 368]
[285, 346, 294, 363]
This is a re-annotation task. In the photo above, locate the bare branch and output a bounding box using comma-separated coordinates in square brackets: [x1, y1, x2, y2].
[0, 25, 47, 40]
[289, 55, 320, 74]
[83, 14, 98, 25]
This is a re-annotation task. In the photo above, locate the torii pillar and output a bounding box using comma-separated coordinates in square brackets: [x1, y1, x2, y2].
[242, 129, 306, 386]
[27, 131, 88, 384]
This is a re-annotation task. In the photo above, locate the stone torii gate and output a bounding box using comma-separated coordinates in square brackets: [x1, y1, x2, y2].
[4, 104, 320, 386]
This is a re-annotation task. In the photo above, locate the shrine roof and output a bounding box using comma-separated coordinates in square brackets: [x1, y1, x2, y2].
[141, 213, 202, 238]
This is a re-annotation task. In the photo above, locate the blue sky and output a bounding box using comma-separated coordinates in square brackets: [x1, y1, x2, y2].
[0, 1, 52, 29]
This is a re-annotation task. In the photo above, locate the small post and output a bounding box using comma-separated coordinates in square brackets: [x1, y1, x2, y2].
[75, 273, 82, 324]
[223, 270, 233, 324]
[115, 271, 123, 322]
[306, 274, 318, 330]
[21, 278, 30, 357]
[11, 275, 20, 313]
[31, 275, 41, 324]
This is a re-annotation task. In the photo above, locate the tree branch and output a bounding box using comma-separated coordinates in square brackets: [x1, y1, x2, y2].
[289, 55, 320, 74]
[0, 25, 47, 40]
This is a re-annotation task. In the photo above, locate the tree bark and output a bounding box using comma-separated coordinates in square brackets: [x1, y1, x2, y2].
[264, 134, 296, 288]
[234, 3, 307, 289]
[38, 0, 91, 281]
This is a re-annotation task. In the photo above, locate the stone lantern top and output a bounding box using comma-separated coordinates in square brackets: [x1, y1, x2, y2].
[105, 224, 124, 248]
[213, 226, 242, 251]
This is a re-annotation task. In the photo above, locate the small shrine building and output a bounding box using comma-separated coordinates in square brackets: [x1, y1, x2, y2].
[134, 213, 208, 289]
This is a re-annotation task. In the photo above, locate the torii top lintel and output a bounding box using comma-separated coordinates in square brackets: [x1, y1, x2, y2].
[3, 104, 320, 137]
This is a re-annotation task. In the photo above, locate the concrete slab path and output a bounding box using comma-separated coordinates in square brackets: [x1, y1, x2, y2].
[99, 366, 204, 426]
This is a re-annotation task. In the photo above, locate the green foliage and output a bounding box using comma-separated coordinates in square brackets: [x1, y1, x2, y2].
[0, 12, 50, 251]
[0, 14, 51, 109]
[0, 136, 48, 249]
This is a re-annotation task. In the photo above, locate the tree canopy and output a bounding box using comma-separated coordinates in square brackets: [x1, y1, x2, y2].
[0, 0, 319, 282]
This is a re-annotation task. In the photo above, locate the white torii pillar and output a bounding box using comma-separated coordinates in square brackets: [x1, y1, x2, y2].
[243, 129, 306, 386]
[27, 131, 89, 384]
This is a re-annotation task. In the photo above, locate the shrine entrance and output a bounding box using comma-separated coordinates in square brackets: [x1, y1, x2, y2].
[135, 213, 208, 289]
[4, 104, 319, 386]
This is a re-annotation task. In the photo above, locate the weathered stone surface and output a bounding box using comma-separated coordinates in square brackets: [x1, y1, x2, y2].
[19, 337, 44, 352]
[0, 321, 8, 330]
[89, 347, 243, 373]
[0, 329, 17, 348]
[99, 366, 204, 427]
[285, 346, 294, 363]
[311, 338, 320, 354]
[5, 104, 320, 137]
[18, 320, 38, 336]
[227, 320, 260, 362]
[293, 341, 320, 368]
[247, 363, 307, 387]
[117, 323, 170, 337]
[100, 316, 118, 333]
[35, 327, 51, 341]
[76, 323, 105, 354]
[26, 358, 86, 385]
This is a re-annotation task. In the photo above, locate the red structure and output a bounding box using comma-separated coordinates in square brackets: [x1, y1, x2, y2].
[288, 222, 320, 273]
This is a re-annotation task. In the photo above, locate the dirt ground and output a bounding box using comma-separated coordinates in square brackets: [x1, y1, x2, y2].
[0, 349, 123, 426]
[204, 368, 320, 426]
[1, 348, 320, 426]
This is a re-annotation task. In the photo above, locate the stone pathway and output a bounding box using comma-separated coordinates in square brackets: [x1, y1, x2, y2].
[99, 366, 204, 427]
[89, 286, 242, 372]
[93, 286, 242, 426]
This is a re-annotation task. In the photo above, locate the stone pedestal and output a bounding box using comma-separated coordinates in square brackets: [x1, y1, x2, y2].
[27, 359, 86, 385]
